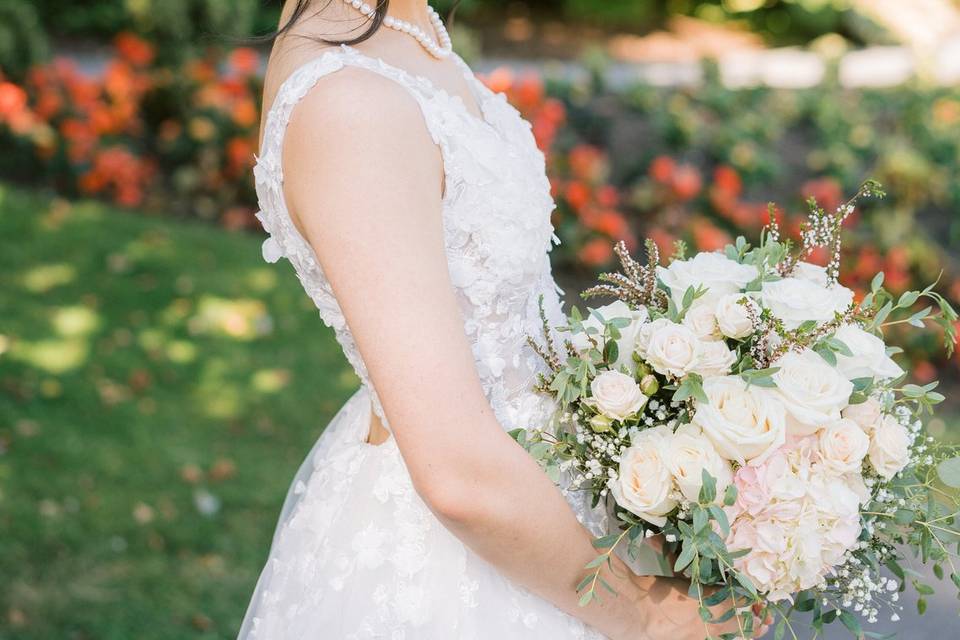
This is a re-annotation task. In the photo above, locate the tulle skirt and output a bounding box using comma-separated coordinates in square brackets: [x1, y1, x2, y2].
[237, 387, 608, 639]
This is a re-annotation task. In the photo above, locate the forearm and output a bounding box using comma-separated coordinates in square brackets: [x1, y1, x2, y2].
[410, 417, 652, 640]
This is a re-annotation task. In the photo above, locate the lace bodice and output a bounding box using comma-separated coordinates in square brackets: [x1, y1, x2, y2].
[254, 45, 567, 434]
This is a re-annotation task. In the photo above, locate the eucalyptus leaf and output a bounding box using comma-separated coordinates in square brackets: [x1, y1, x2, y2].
[936, 457, 960, 489]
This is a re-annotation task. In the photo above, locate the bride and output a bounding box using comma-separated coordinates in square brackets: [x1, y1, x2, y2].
[239, 1, 764, 638]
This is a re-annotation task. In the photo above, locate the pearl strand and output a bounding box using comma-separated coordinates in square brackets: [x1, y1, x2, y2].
[342, 1, 453, 59]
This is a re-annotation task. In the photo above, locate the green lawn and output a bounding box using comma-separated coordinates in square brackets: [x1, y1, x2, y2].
[0, 186, 357, 639]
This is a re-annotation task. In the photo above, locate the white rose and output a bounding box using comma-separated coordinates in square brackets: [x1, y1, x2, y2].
[832, 325, 904, 381]
[693, 376, 787, 465]
[868, 415, 912, 480]
[693, 340, 737, 378]
[636, 318, 669, 359]
[643, 321, 702, 378]
[842, 396, 883, 432]
[657, 252, 758, 306]
[610, 426, 677, 526]
[663, 424, 734, 503]
[772, 349, 854, 436]
[714, 293, 757, 340]
[818, 418, 869, 475]
[760, 277, 854, 330]
[683, 297, 721, 341]
[571, 301, 649, 373]
[792, 261, 830, 286]
[590, 371, 648, 421]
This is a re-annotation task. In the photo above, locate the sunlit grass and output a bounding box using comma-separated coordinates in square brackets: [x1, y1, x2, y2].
[0, 185, 357, 639]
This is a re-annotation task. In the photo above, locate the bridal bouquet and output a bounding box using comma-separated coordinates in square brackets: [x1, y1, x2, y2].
[520, 181, 960, 638]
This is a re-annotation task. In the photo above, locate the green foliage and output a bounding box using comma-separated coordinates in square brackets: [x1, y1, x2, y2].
[0, 0, 50, 80]
[0, 185, 357, 638]
[29, 0, 260, 62]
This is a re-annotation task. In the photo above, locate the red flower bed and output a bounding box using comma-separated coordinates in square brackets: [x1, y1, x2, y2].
[0, 33, 263, 224]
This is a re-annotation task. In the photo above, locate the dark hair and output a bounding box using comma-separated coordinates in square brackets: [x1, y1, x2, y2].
[263, 0, 460, 47]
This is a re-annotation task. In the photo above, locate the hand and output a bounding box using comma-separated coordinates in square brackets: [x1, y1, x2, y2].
[621, 574, 769, 640]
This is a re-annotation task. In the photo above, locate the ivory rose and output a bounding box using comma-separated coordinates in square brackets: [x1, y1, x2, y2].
[842, 396, 883, 432]
[636, 317, 670, 359]
[642, 321, 702, 378]
[792, 261, 830, 286]
[609, 426, 677, 526]
[590, 371, 648, 421]
[714, 293, 757, 340]
[693, 376, 787, 465]
[818, 418, 870, 475]
[832, 324, 905, 382]
[663, 424, 733, 503]
[692, 340, 736, 378]
[868, 414, 912, 479]
[682, 298, 721, 341]
[760, 277, 854, 330]
[656, 252, 758, 306]
[772, 349, 854, 436]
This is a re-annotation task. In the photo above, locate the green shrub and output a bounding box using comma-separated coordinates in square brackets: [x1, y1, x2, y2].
[0, 1, 50, 81]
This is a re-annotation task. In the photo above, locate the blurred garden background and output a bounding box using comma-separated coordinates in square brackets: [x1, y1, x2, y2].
[1, 1, 959, 638]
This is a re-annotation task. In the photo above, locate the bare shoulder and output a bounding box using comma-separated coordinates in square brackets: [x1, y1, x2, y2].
[278, 59, 444, 230]
[286, 65, 431, 143]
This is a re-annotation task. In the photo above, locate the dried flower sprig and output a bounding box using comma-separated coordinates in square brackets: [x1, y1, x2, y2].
[528, 295, 563, 376]
[582, 240, 669, 311]
[778, 180, 886, 282]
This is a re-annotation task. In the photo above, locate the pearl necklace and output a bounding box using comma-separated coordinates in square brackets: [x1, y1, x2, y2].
[342, 1, 452, 59]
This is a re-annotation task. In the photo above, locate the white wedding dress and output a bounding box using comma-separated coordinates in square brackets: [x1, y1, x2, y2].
[239, 44, 616, 640]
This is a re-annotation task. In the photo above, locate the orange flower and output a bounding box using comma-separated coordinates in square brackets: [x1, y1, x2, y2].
[229, 48, 261, 77]
[596, 185, 619, 208]
[0, 81, 27, 117]
[540, 98, 566, 126]
[912, 360, 937, 384]
[801, 177, 843, 213]
[35, 88, 64, 120]
[807, 246, 828, 267]
[514, 74, 545, 112]
[647, 228, 677, 255]
[578, 238, 614, 267]
[231, 99, 259, 128]
[187, 60, 217, 84]
[481, 68, 513, 95]
[692, 218, 731, 252]
[568, 145, 605, 182]
[713, 165, 742, 198]
[671, 164, 702, 201]
[932, 98, 960, 126]
[0, 81, 33, 133]
[564, 181, 591, 212]
[593, 210, 630, 240]
[649, 156, 675, 184]
[114, 33, 155, 67]
[226, 137, 255, 176]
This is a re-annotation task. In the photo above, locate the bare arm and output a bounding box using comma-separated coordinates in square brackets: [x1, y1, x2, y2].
[280, 70, 741, 640]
